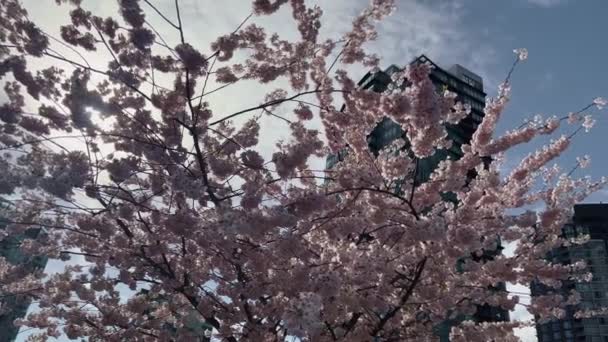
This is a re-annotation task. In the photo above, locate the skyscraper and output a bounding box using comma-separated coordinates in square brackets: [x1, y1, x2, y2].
[327, 55, 488, 181]
[532, 203, 608, 342]
[326, 55, 509, 340]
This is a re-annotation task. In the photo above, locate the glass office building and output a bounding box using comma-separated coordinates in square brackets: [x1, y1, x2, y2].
[532, 204, 608, 342]
[326, 55, 489, 183]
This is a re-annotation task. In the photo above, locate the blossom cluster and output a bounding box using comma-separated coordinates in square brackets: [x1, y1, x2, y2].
[0, 0, 604, 341]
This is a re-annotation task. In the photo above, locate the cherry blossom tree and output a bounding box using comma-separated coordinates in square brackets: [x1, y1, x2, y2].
[0, 0, 606, 341]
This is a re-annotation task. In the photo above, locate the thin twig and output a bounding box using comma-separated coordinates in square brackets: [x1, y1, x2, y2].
[143, 0, 180, 29]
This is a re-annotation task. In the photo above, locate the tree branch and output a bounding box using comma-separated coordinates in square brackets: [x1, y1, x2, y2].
[370, 257, 427, 337]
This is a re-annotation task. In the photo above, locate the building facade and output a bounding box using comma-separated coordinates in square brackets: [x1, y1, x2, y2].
[326, 55, 489, 183]
[532, 204, 608, 342]
[326, 55, 508, 340]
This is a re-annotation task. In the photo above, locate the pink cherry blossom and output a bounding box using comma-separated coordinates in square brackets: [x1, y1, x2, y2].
[513, 48, 528, 61]
[582, 114, 596, 132]
[0, 1, 603, 341]
[176, 43, 208, 74]
[577, 155, 591, 169]
[593, 96, 607, 109]
[215, 66, 239, 83]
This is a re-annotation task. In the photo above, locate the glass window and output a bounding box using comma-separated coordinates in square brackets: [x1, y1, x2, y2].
[577, 225, 590, 235]
[578, 283, 591, 291]
[463, 75, 480, 89]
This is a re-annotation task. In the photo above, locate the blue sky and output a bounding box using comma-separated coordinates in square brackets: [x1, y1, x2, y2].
[441, 0, 608, 197]
[13, 0, 608, 341]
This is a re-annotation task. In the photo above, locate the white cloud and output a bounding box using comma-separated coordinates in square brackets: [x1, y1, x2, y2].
[515, 326, 538, 341]
[359, 0, 499, 87]
[504, 240, 539, 341]
[176, 0, 500, 87]
[507, 282, 537, 341]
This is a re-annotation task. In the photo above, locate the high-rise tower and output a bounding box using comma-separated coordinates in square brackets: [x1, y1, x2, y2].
[532, 203, 608, 342]
[326, 55, 488, 182]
